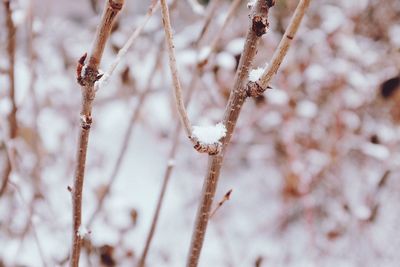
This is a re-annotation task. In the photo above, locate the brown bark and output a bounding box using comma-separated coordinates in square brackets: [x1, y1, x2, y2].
[0, 0, 18, 197]
[70, 1, 124, 266]
[186, 1, 274, 266]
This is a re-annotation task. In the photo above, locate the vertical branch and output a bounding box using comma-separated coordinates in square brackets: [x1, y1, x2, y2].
[137, 1, 242, 265]
[70, 1, 124, 266]
[187, 0, 312, 265]
[0, 0, 17, 197]
[187, 1, 274, 266]
[248, 0, 312, 97]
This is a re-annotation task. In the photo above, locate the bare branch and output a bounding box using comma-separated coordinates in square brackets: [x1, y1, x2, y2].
[209, 189, 233, 218]
[0, 0, 18, 198]
[187, 1, 274, 266]
[194, 0, 223, 46]
[248, 0, 312, 97]
[70, 0, 124, 266]
[197, 0, 242, 67]
[96, 0, 159, 90]
[160, 0, 223, 155]
[137, 2, 242, 265]
[187, 0, 312, 264]
[160, 0, 193, 137]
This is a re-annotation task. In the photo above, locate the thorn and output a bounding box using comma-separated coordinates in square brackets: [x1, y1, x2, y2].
[209, 189, 233, 218]
[67, 186, 72, 192]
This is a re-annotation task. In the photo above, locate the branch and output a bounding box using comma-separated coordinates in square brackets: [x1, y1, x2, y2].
[187, 1, 274, 266]
[247, 0, 311, 97]
[196, 0, 242, 68]
[70, 1, 124, 266]
[95, 0, 159, 90]
[187, 0, 312, 264]
[137, 2, 242, 265]
[0, 0, 18, 198]
[209, 189, 232, 218]
[160, 0, 222, 155]
[194, 0, 223, 46]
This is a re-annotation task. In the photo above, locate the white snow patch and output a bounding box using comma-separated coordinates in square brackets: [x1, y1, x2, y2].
[198, 46, 211, 62]
[305, 64, 327, 82]
[192, 123, 227, 144]
[11, 9, 26, 26]
[320, 5, 346, 33]
[77, 225, 89, 238]
[353, 205, 371, 220]
[296, 100, 318, 118]
[187, 0, 205, 15]
[266, 89, 289, 105]
[247, 0, 257, 9]
[389, 25, 400, 47]
[95, 71, 109, 91]
[361, 143, 390, 160]
[216, 52, 236, 70]
[226, 38, 245, 55]
[0, 98, 12, 115]
[167, 159, 176, 167]
[249, 67, 265, 82]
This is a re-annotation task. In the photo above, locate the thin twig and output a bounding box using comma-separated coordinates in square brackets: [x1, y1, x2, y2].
[70, 1, 124, 266]
[136, 124, 180, 267]
[187, 0, 312, 264]
[247, 0, 312, 97]
[137, 2, 241, 265]
[87, 43, 164, 227]
[209, 189, 232, 218]
[187, 1, 276, 266]
[160, 0, 193, 138]
[9, 181, 48, 267]
[197, 0, 242, 67]
[0, 0, 18, 198]
[96, 0, 159, 91]
[160, 0, 222, 155]
[194, 0, 223, 46]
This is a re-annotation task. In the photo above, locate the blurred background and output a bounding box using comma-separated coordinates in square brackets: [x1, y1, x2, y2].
[1, 0, 400, 266]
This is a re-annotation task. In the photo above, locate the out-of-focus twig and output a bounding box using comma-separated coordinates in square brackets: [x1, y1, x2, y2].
[209, 189, 233, 218]
[137, 1, 243, 265]
[194, 0, 223, 46]
[70, 1, 124, 266]
[160, 0, 222, 155]
[95, 0, 159, 91]
[87, 43, 164, 227]
[137, 2, 241, 265]
[0, 0, 18, 198]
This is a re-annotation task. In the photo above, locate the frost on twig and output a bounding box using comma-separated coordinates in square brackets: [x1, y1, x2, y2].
[247, 0, 311, 98]
[248, 67, 265, 82]
[190, 123, 227, 155]
[77, 225, 90, 239]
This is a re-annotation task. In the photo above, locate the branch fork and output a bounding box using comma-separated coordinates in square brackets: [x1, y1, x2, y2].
[190, 136, 221, 155]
